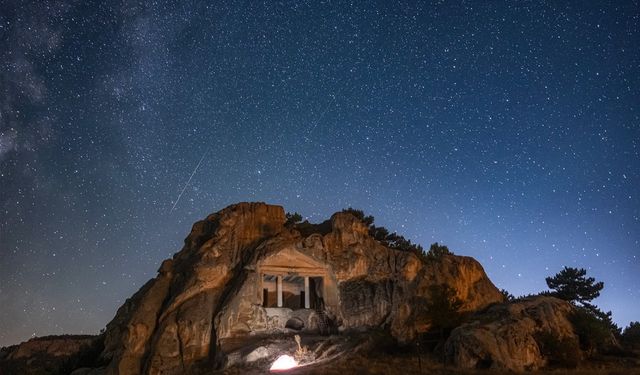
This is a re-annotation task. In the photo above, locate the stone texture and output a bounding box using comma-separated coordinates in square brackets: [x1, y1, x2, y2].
[6, 335, 95, 359]
[0, 335, 100, 375]
[445, 296, 578, 372]
[245, 346, 270, 362]
[95, 202, 504, 374]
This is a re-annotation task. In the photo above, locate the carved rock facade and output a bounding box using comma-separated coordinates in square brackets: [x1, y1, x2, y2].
[100, 202, 504, 374]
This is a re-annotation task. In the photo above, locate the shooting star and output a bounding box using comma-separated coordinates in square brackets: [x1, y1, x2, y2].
[169, 152, 206, 213]
[303, 94, 337, 143]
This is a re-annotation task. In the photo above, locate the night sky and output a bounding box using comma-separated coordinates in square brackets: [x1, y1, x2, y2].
[1, 1, 638, 347]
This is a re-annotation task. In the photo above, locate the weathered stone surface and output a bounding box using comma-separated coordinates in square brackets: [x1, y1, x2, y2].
[100, 202, 286, 375]
[0, 335, 100, 375]
[285, 317, 305, 331]
[421, 254, 505, 313]
[245, 346, 270, 362]
[5, 335, 95, 359]
[445, 296, 577, 372]
[95, 202, 504, 374]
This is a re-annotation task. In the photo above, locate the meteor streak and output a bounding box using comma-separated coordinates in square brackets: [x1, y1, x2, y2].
[169, 152, 206, 213]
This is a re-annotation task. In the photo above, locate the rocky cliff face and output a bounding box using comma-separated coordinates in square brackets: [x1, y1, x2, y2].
[445, 296, 578, 371]
[98, 202, 504, 374]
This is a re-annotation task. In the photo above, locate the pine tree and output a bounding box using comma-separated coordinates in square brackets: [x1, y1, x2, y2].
[545, 267, 604, 305]
[424, 284, 463, 332]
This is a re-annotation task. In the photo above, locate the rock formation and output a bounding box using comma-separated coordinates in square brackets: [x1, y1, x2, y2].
[2, 335, 95, 360]
[445, 296, 578, 371]
[97, 202, 504, 374]
[0, 335, 100, 375]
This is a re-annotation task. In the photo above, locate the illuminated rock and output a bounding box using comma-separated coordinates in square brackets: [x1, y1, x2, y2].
[445, 296, 578, 372]
[98, 202, 503, 374]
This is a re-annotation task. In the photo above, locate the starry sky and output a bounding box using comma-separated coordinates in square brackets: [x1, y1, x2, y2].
[1, 1, 638, 347]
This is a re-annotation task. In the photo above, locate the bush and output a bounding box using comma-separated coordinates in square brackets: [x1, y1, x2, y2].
[285, 212, 303, 227]
[570, 307, 616, 356]
[424, 242, 452, 262]
[535, 331, 581, 368]
[622, 321, 640, 348]
[499, 289, 514, 302]
[424, 284, 463, 333]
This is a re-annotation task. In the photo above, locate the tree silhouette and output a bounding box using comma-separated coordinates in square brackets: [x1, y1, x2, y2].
[424, 242, 453, 262]
[622, 322, 640, 348]
[285, 212, 303, 227]
[424, 284, 463, 333]
[545, 267, 604, 305]
[500, 288, 515, 302]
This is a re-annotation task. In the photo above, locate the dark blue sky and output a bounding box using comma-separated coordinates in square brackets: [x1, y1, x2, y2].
[1, 1, 638, 346]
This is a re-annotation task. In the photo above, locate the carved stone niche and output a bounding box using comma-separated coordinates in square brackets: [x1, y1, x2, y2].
[217, 247, 341, 347]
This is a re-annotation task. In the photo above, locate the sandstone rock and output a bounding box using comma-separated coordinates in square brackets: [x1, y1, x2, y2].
[445, 296, 578, 372]
[95, 202, 503, 374]
[285, 317, 305, 331]
[6, 335, 95, 359]
[0, 335, 100, 375]
[245, 346, 270, 362]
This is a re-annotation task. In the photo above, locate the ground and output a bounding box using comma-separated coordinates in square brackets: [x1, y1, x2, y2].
[211, 332, 640, 375]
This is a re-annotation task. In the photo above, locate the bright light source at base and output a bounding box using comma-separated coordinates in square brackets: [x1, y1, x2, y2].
[270, 354, 298, 372]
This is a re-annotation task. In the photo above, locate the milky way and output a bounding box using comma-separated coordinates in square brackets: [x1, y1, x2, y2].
[0, 1, 638, 346]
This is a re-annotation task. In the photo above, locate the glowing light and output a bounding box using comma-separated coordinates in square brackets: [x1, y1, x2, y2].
[270, 354, 298, 372]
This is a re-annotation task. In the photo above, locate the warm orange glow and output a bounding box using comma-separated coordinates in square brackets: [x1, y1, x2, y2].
[270, 354, 298, 372]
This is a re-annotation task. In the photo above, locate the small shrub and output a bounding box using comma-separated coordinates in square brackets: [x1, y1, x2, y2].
[499, 289, 514, 302]
[285, 212, 303, 227]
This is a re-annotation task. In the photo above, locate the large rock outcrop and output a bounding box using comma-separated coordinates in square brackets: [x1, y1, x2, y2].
[3, 335, 96, 360]
[0, 335, 100, 375]
[445, 296, 578, 371]
[98, 202, 504, 374]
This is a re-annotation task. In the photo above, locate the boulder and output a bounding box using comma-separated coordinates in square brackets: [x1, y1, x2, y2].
[445, 296, 578, 372]
[6, 335, 95, 359]
[0, 335, 100, 375]
[285, 317, 305, 331]
[245, 346, 270, 362]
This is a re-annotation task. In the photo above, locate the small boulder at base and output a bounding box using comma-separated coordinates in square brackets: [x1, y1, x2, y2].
[285, 317, 305, 331]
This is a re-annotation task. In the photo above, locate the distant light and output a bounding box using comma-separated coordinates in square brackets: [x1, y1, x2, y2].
[270, 355, 298, 372]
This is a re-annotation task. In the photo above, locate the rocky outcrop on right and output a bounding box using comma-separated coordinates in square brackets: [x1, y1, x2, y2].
[445, 296, 578, 371]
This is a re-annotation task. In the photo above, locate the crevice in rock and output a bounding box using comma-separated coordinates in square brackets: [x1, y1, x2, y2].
[176, 317, 186, 372]
[209, 237, 273, 369]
